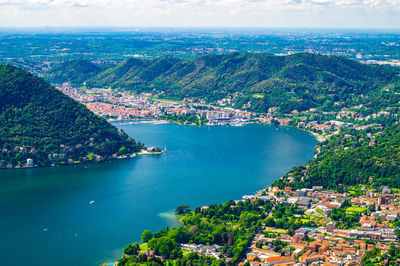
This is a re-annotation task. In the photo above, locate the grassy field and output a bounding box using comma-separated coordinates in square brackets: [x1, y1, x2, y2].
[346, 206, 367, 213]
[151, 97, 182, 105]
[181, 249, 192, 255]
[252, 94, 264, 98]
[264, 227, 287, 233]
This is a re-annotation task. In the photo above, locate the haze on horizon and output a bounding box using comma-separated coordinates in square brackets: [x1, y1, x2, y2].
[0, 0, 399, 29]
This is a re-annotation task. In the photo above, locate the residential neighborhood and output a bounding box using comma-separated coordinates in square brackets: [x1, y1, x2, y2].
[179, 185, 400, 265]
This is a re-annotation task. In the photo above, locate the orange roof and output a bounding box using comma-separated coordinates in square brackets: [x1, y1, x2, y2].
[334, 231, 349, 236]
[291, 242, 307, 247]
[265, 256, 294, 262]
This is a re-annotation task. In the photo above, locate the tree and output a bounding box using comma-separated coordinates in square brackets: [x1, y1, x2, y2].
[138, 253, 147, 262]
[118, 146, 127, 155]
[175, 205, 190, 215]
[123, 242, 140, 255]
[141, 230, 153, 243]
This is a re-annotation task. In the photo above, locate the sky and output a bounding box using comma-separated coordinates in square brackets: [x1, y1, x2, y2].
[0, 0, 399, 29]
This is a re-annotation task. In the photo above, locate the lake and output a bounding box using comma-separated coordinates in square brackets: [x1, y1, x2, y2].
[0, 122, 317, 265]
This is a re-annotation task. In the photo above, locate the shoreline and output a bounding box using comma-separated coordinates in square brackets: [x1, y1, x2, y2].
[5, 120, 322, 171]
[114, 118, 325, 145]
[1, 149, 166, 170]
[99, 120, 321, 265]
[309, 131, 326, 143]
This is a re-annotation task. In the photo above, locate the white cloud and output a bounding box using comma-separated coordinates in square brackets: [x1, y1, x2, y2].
[0, 0, 399, 27]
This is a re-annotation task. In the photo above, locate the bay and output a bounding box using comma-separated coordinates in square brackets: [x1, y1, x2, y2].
[0, 123, 317, 265]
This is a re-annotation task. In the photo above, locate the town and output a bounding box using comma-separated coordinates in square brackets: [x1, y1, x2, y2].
[117, 184, 400, 266]
[237, 185, 400, 265]
[57, 82, 396, 142]
[57, 83, 259, 126]
[164, 185, 400, 265]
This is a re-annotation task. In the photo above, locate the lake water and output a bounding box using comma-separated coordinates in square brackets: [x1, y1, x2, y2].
[0, 122, 317, 266]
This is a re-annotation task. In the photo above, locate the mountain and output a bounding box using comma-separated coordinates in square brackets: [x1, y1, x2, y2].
[40, 53, 400, 186]
[0, 65, 144, 168]
[43, 59, 104, 86]
[47, 53, 399, 114]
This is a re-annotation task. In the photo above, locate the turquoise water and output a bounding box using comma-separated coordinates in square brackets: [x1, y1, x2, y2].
[0, 123, 317, 265]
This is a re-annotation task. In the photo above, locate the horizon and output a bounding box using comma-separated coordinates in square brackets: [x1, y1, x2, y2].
[0, 0, 399, 29]
[1, 26, 400, 34]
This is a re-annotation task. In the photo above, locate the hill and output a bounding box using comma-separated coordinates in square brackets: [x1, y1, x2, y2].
[43, 59, 104, 86]
[274, 122, 400, 190]
[0, 65, 144, 168]
[51, 53, 399, 114]
[42, 53, 400, 188]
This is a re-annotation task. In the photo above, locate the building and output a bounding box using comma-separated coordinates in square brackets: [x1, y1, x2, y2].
[26, 158, 34, 167]
[264, 256, 295, 265]
[326, 222, 336, 233]
[296, 197, 312, 208]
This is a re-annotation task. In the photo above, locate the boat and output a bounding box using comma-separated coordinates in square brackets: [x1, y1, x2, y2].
[89, 201, 95, 205]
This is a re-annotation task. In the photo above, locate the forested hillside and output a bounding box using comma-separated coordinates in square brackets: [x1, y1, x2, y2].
[0, 65, 143, 168]
[274, 121, 400, 190]
[46, 53, 399, 113]
[44, 59, 104, 86]
[43, 53, 400, 189]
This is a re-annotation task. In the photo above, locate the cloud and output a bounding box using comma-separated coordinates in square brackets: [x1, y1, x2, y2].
[0, 0, 399, 27]
[1, 0, 398, 10]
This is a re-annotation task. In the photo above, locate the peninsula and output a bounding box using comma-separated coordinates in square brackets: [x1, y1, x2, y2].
[0, 65, 146, 168]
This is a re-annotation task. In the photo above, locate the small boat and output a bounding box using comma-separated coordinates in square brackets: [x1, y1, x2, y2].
[89, 201, 95, 205]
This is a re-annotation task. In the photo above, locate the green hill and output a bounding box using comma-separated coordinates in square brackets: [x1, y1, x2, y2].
[44, 59, 104, 86]
[47, 53, 398, 113]
[274, 122, 400, 190]
[42, 53, 400, 187]
[0, 65, 144, 168]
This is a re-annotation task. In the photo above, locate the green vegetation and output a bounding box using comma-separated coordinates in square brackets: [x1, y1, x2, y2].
[158, 114, 208, 126]
[119, 199, 322, 265]
[119, 199, 263, 265]
[124, 243, 140, 256]
[0, 65, 144, 168]
[46, 53, 399, 114]
[41, 53, 400, 263]
[275, 124, 400, 190]
[329, 200, 361, 229]
[346, 206, 367, 213]
[44, 59, 104, 86]
[361, 246, 400, 266]
[175, 205, 190, 215]
[141, 230, 153, 243]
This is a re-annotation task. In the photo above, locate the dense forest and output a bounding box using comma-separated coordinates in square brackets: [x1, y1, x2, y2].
[45, 53, 399, 113]
[43, 59, 105, 86]
[119, 199, 314, 265]
[0, 65, 144, 168]
[274, 122, 400, 190]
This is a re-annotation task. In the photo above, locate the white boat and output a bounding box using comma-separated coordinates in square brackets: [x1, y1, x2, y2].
[89, 201, 95, 205]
